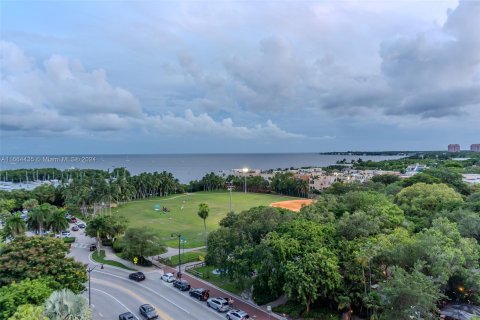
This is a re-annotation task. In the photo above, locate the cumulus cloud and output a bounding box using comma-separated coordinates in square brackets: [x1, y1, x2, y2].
[219, 1, 480, 120]
[0, 41, 306, 140]
[379, 0, 480, 117]
[0, 40, 142, 134]
[224, 36, 305, 111]
[144, 109, 307, 139]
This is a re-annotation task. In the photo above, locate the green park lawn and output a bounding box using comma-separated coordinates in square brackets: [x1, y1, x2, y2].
[115, 191, 298, 248]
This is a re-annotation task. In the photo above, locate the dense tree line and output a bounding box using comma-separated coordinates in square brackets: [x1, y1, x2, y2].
[0, 168, 183, 216]
[206, 176, 480, 318]
[353, 151, 480, 173]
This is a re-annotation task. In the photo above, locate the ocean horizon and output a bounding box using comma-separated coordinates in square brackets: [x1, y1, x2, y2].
[0, 153, 403, 183]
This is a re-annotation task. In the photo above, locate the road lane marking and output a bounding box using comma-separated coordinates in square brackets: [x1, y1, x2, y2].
[93, 270, 192, 315]
[90, 288, 137, 319]
[93, 278, 171, 320]
[98, 312, 103, 317]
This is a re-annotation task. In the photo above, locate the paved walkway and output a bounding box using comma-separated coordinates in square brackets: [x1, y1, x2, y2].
[101, 246, 155, 272]
[159, 246, 206, 258]
[96, 242, 286, 319]
[156, 262, 285, 320]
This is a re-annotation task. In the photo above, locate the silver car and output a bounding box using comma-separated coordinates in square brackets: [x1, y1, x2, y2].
[160, 272, 176, 283]
[207, 297, 230, 312]
[226, 309, 250, 320]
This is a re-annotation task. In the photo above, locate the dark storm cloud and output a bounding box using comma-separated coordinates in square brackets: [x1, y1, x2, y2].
[379, 0, 480, 117]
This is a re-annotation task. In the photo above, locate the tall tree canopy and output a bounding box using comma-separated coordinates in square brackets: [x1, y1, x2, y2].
[0, 237, 87, 292]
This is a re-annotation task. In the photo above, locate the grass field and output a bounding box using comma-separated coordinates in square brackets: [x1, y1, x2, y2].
[167, 250, 206, 266]
[115, 191, 298, 248]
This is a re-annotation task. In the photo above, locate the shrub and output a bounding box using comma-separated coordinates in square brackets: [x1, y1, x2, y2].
[62, 237, 76, 244]
[112, 238, 124, 253]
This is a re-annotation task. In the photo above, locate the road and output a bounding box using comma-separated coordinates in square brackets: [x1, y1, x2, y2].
[68, 221, 227, 320]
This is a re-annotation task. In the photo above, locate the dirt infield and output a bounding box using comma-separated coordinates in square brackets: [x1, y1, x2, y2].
[269, 199, 314, 212]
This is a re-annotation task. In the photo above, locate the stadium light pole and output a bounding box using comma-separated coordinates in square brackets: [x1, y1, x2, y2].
[227, 183, 233, 212]
[242, 167, 249, 194]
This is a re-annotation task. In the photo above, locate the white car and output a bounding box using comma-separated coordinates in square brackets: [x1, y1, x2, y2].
[61, 230, 71, 237]
[226, 309, 250, 320]
[160, 272, 176, 282]
[207, 297, 230, 312]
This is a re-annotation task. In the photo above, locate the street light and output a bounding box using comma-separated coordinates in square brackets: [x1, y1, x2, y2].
[242, 167, 249, 194]
[227, 182, 234, 212]
[171, 233, 182, 278]
[87, 264, 103, 307]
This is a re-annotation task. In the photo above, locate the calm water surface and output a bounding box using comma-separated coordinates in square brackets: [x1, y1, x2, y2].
[0, 153, 403, 183]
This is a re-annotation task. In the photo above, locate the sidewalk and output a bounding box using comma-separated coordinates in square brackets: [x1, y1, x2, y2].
[159, 246, 206, 259]
[101, 246, 157, 272]
[156, 262, 284, 320]
[93, 247, 285, 319]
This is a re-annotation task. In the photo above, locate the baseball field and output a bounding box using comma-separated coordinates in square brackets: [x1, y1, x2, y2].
[115, 191, 300, 248]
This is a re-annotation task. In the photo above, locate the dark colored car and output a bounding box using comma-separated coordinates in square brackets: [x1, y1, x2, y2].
[189, 288, 210, 301]
[139, 304, 158, 319]
[70, 217, 77, 223]
[77, 223, 86, 228]
[89, 244, 97, 251]
[129, 272, 146, 282]
[119, 311, 137, 320]
[173, 279, 190, 291]
[71, 225, 79, 231]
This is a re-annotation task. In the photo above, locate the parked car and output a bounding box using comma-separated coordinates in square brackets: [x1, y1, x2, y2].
[89, 244, 97, 251]
[139, 304, 158, 319]
[77, 223, 86, 228]
[119, 311, 137, 320]
[70, 217, 77, 223]
[61, 230, 71, 237]
[129, 272, 146, 282]
[65, 214, 72, 220]
[226, 309, 250, 320]
[207, 297, 230, 312]
[189, 288, 210, 301]
[160, 272, 175, 283]
[71, 225, 79, 231]
[173, 279, 190, 291]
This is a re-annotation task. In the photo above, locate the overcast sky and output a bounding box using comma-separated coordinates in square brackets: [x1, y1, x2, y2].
[1, 0, 479, 154]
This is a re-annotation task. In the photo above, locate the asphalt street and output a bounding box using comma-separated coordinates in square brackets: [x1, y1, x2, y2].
[68, 221, 227, 320]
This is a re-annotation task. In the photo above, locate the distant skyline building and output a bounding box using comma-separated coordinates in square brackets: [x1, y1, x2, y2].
[471, 144, 480, 152]
[448, 144, 461, 153]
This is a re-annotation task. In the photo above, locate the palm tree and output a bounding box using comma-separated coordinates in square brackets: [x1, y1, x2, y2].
[27, 204, 55, 234]
[197, 203, 209, 248]
[2, 212, 26, 240]
[22, 198, 39, 211]
[47, 209, 69, 237]
[44, 289, 91, 320]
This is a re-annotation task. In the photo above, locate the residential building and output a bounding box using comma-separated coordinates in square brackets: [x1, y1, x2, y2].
[462, 174, 480, 184]
[404, 163, 428, 176]
[471, 144, 480, 152]
[309, 175, 336, 191]
[448, 144, 461, 152]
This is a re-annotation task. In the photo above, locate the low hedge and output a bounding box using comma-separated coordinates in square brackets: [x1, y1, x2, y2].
[63, 237, 76, 244]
